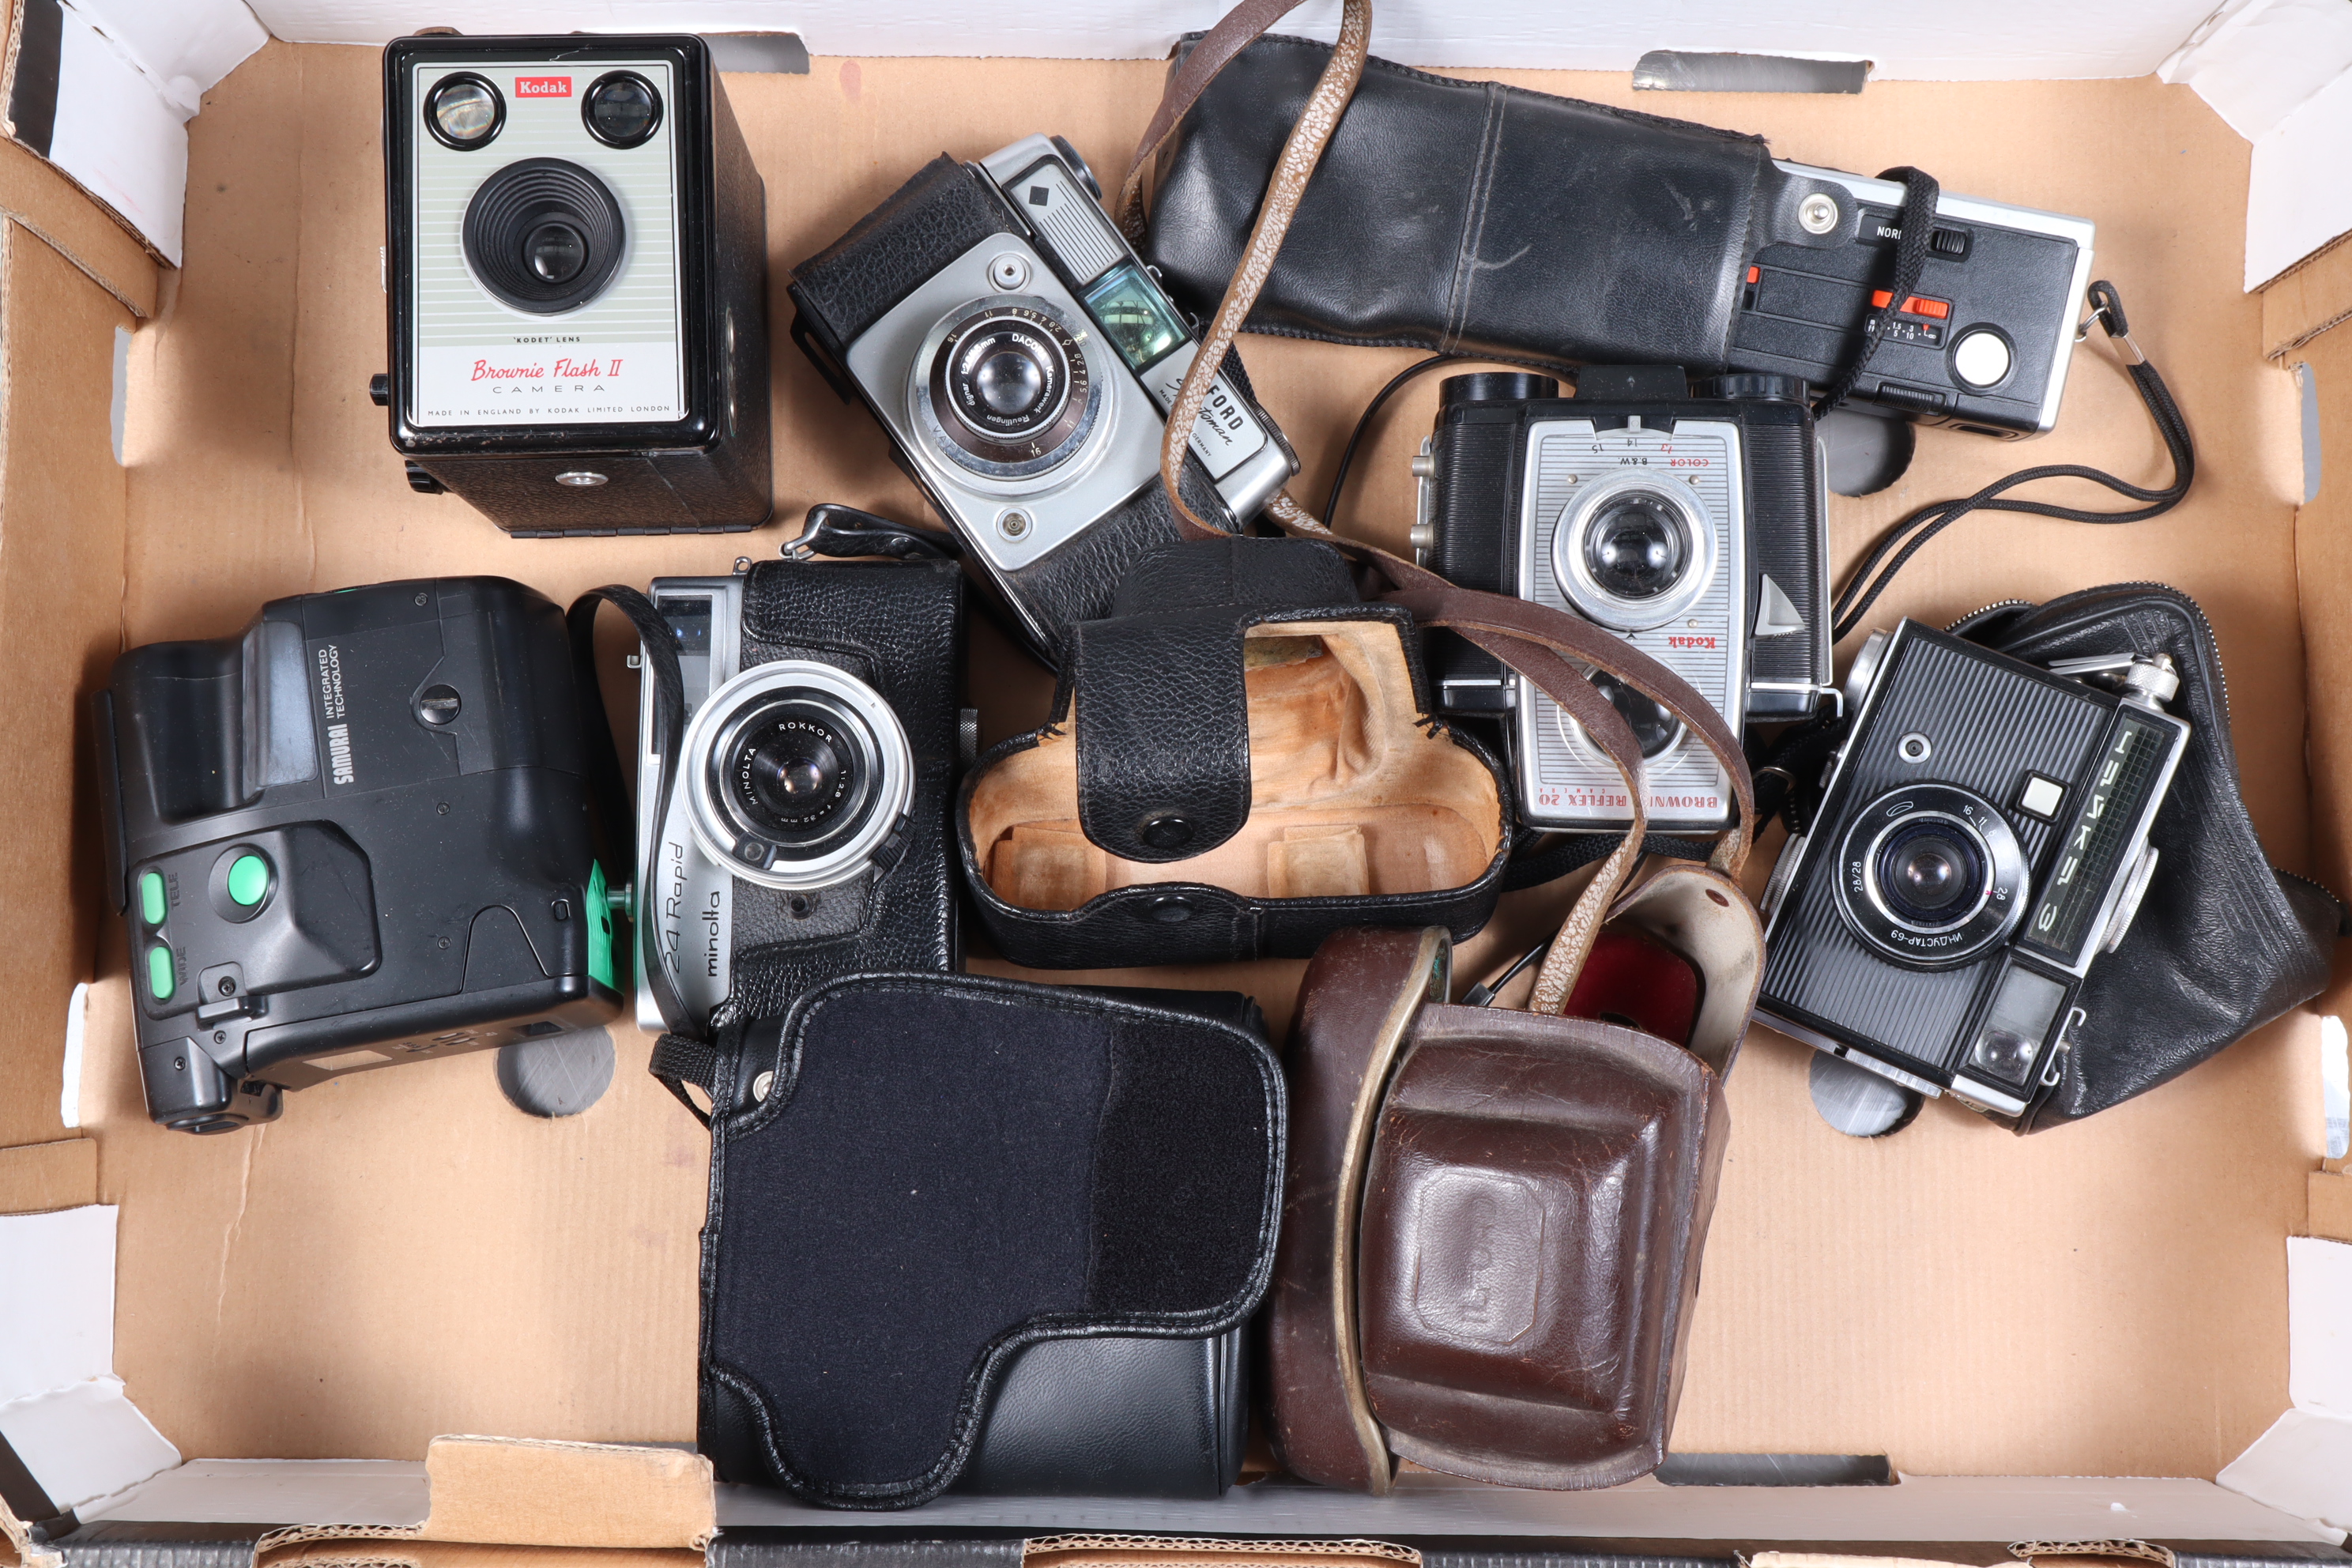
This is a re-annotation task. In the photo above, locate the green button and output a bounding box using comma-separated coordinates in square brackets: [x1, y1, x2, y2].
[227, 854, 270, 906]
[146, 945, 175, 1001]
[138, 870, 166, 926]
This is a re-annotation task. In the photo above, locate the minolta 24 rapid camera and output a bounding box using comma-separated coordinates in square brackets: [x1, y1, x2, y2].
[1758, 621, 2190, 1121]
[790, 135, 1297, 664]
[98, 579, 624, 1133]
[1414, 367, 1830, 831]
[636, 557, 963, 1052]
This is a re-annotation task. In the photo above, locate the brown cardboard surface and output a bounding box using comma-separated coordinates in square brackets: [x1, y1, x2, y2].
[61, 44, 2326, 1483]
[0, 0, 158, 320]
[2263, 233, 2352, 359]
[414, 1438, 712, 1551]
[263, 1541, 703, 1568]
[0, 217, 132, 1155]
[2312, 1170, 2352, 1242]
[0, 1135, 96, 1212]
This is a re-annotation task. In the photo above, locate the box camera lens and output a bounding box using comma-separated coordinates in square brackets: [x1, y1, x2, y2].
[1558, 473, 1716, 630]
[462, 159, 625, 314]
[1585, 493, 1691, 600]
[582, 70, 661, 148]
[1592, 672, 1682, 760]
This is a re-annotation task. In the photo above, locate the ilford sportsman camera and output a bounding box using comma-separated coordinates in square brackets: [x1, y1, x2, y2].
[1415, 367, 1830, 831]
[98, 579, 623, 1134]
[636, 556, 963, 1042]
[790, 135, 1298, 665]
[377, 34, 770, 536]
[1758, 620, 2190, 1120]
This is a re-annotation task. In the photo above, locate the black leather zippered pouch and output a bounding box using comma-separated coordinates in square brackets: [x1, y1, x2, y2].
[1951, 585, 2344, 1130]
[1140, 32, 1853, 373]
[693, 972, 1282, 1506]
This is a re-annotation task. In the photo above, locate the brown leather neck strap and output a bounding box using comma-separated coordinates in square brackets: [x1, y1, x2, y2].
[1135, 0, 1755, 1012]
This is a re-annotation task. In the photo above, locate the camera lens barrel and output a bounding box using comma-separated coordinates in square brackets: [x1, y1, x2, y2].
[918, 299, 1099, 478]
[1551, 469, 1717, 631]
[462, 157, 626, 315]
[1832, 783, 2028, 968]
[681, 662, 915, 891]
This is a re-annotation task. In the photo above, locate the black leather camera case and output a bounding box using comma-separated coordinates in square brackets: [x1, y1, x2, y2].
[959, 536, 1513, 967]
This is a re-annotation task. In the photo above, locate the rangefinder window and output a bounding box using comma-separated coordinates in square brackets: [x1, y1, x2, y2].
[1084, 263, 1188, 375]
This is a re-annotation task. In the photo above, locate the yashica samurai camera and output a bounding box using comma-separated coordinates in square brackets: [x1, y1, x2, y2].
[1758, 620, 2190, 1120]
[1415, 366, 1830, 831]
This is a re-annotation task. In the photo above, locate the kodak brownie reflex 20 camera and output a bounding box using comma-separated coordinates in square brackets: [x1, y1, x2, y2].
[1759, 620, 2189, 1119]
[1415, 367, 1830, 831]
[377, 35, 770, 536]
[790, 135, 1297, 663]
[99, 579, 623, 1133]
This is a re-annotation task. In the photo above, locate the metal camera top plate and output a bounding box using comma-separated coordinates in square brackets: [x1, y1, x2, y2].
[680, 660, 915, 893]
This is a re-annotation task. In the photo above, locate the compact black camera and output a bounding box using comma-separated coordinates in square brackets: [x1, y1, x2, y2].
[789, 134, 1298, 665]
[376, 34, 770, 536]
[1758, 620, 2190, 1120]
[636, 556, 963, 1050]
[1732, 164, 2096, 439]
[98, 579, 624, 1134]
[1414, 366, 1830, 831]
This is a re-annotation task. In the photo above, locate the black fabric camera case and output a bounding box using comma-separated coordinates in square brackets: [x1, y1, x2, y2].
[1141, 33, 1816, 373]
[694, 972, 1281, 1507]
[1949, 585, 2344, 1130]
[789, 154, 1239, 662]
[958, 535, 1512, 967]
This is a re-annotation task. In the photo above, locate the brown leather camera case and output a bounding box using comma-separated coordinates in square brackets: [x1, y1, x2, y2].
[1270, 926, 1732, 1493]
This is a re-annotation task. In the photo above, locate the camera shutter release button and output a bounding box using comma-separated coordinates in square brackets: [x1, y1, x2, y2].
[416, 684, 462, 726]
[1952, 329, 2012, 388]
[227, 854, 270, 907]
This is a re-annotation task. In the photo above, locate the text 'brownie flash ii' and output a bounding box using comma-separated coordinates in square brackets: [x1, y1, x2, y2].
[376, 34, 769, 536]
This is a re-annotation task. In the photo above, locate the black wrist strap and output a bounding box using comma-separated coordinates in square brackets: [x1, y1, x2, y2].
[567, 586, 709, 1121]
[1830, 280, 2192, 642]
[1814, 166, 1940, 418]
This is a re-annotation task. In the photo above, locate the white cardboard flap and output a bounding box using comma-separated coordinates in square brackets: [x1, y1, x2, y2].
[0, 1379, 180, 1515]
[0, 1206, 116, 1404]
[2289, 1236, 2352, 1415]
[2218, 1408, 2352, 1536]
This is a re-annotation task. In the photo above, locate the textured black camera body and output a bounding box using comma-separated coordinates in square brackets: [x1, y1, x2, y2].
[636, 559, 963, 1066]
[789, 136, 1296, 666]
[98, 579, 624, 1134]
[1758, 620, 2190, 1120]
[1416, 368, 1829, 831]
[379, 35, 769, 537]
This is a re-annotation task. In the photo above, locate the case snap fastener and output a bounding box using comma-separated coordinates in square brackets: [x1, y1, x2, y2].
[1144, 895, 1196, 924]
[1139, 812, 1195, 850]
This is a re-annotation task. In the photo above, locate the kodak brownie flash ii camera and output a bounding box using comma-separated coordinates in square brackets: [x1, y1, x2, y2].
[636, 558, 963, 1043]
[377, 35, 770, 536]
[789, 135, 1298, 663]
[1759, 620, 2189, 1119]
[1415, 367, 1830, 831]
[98, 579, 624, 1134]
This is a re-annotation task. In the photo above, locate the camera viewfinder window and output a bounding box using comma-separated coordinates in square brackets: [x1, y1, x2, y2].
[1084, 265, 1187, 375]
[1966, 962, 2067, 1086]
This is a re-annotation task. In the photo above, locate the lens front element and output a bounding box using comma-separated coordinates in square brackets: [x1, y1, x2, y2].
[462, 157, 626, 315]
[918, 296, 1100, 479]
[1585, 494, 1690, 600]
[1833, 784, 2028, 969]
[1552, 470, 1717, 631]
[681, 662, 914, 892]
[1590, 671, 1682, 760]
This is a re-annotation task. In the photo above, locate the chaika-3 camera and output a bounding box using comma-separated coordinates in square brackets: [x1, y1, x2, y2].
[1413, 365, 1830, 832]
[1758, 619, 2191, 1121]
